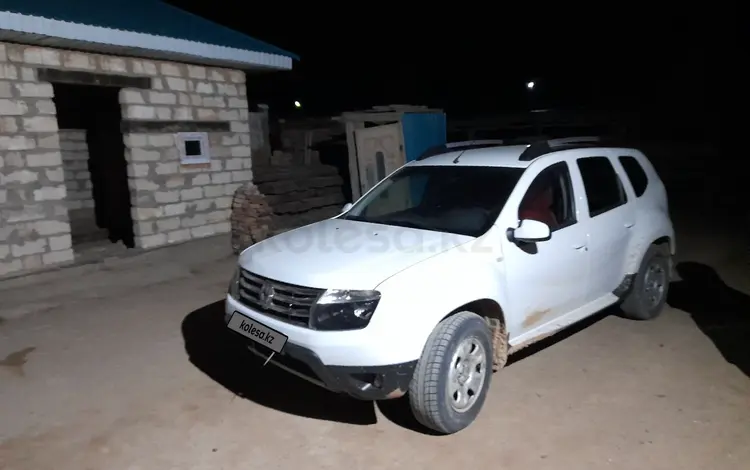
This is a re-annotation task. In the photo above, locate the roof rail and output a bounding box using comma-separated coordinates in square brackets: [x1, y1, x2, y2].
[517, 136, 603, 162]
[416, 139, 506, 161]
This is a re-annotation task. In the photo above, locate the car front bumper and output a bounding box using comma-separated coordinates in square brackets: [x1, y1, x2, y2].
[224, 296, 416, 400]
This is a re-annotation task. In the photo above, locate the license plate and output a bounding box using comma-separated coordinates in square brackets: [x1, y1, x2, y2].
[227, 311, 288, 354]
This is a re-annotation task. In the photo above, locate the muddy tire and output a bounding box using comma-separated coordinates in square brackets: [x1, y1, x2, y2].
[620, 244, 671, 320]
[408, 311, 493, 435]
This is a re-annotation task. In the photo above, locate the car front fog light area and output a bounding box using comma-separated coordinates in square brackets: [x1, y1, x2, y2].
[310, 289, 381, 331]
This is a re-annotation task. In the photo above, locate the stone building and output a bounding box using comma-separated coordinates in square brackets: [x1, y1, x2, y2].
[0, 2, 297, 277]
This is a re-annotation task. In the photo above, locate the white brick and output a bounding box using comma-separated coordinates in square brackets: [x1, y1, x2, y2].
[211, 172, 231, 184]
[37, 134, 60, 149]
[156, 107, 172, 120]
[139, 233, 167, 249]
[209, 70, 227, 82]
[228, 70, 245, 83]
[0, 117, 18, 133]
[0, 99, 28, 115]
[0, 259, 23, 276]
[174, 107, 192, 120]
[4, 169, 38, 184]
[14, 82, 54, 97]
[195, 82, 213, 94]
[219, 110, 240, 121]
[166, 229, 191, 244]
[0, 44, 5, 62]
[27, 152, 62, 167]
[63, 52, 95, 70]
[204, 185, 224, 198]
[155, 191, 180, 204]
[100, 57, 127, 73]
[231, 146, 251, 158]
[0, 81, 12, 98]
[165, 175, 185, 188]
[191, 174, 210, 185]
[133, 207, 164, 221]
[155, 162, 178, 175]
[23, 116, 58, 132]
[187, 65, 207, 79]
[21, 67, 35, 81]
[49, 234, 73, 251]
[160, 63, 183, 77]
[0, 189, 5, 204]
[180, 187, 203, 200]
[225, 158, 243, 171]
[191, 225, 216, 238]
[156, 217, 181, 232]
[0, 64, 19, 79]
[164, 203, 186, 216]
[128, 163, 150, 178]
[124, 133, 148, 147]
[121, 90, 145, 104]
[35, 100, 56, 115]
[215, 196, 233, 209]
[203, 97, 226, 108]
[190, 94, 202, 106]
[0, 243, 8, 258]
[148, 134, 174, 147]
[165, 77, 187, 91]
[228, 97, 248, 109]
[11, 239, 47, 257]
[42, 249, 74, 265]
[196, 109, 217, 120]
[132, 60, 158, 75]
[148, 91, 177, 105]
[129, 149, 161, 162]
[132, 179, 159, 191]
[45, 168, 65, 182]
[216, 83, 239, 96]
[33, 186, 66, 201]
[126, 105, 156, 120]
[232, 171, 253, 182]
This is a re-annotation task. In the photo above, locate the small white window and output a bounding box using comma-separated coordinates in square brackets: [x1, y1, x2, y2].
[175, 132, 210, 164]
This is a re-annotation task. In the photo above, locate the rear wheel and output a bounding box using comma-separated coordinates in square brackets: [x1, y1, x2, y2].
[408, 311, 493, 434]
[620, 244, 671, 320]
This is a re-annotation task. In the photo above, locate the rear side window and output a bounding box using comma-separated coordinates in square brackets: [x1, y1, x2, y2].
[618, 156, 649, 197]
[577, 156, 627, 217]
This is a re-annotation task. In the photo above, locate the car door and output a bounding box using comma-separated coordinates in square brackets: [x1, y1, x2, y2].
[500, 159, 591, 337]
[574, 153, 636, 301]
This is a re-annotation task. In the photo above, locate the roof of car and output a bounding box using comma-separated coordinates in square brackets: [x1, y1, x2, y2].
[409, 138, 640, 169]
[409, 145, 533, 168]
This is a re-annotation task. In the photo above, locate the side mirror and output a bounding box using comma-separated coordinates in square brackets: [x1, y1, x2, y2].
[507, 219, 551, 243]
[341, 203, 353, 214]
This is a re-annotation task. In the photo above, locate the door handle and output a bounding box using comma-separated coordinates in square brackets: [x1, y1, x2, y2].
[625, 222, 635, 229]
[573, 243, 588, 251]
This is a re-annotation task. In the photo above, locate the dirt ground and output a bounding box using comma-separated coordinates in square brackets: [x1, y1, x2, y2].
[1, 220, 749, 470]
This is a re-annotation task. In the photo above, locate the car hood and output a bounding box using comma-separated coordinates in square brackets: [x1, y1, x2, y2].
[238, 218, 473, 290]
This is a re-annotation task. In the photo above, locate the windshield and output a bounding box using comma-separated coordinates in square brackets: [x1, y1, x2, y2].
[342, 165, 524, 237]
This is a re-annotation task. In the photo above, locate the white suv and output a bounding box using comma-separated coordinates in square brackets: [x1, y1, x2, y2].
[225, 137, 675, 434]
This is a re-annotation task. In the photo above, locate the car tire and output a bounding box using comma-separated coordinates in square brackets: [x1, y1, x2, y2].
[408, 311, 493, 435]
[620, 244, 671, 320]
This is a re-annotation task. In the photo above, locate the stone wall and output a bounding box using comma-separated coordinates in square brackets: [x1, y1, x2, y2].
[0, 41, 255, 277]
[59, 129, 103, 243]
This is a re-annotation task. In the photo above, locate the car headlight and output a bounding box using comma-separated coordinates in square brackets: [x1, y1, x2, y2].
[228, 267, 240, 299]
[310, 289, 381, 331]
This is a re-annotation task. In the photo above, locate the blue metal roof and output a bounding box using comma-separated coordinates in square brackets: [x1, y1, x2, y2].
[0, 0, 299, 60]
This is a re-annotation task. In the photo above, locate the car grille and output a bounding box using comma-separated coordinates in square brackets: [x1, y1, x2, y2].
[237, 270, 323, 328]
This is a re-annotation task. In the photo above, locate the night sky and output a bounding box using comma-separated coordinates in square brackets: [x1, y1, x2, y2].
[168, 3, 737, 126]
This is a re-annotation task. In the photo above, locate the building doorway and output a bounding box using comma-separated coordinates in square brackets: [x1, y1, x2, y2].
[52, 83, 135, 251]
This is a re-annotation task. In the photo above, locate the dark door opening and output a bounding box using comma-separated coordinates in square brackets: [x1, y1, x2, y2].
[52, 83, 135, 249]
[313, 136, 353, 202]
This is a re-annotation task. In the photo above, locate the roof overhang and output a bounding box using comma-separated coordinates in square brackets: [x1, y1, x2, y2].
[0, 11, 293, 71]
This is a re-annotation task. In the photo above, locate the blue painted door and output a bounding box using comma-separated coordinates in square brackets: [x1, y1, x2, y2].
[401, 112, 447, 163]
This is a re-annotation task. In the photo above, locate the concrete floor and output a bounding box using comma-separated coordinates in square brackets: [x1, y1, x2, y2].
[1, 226, 749, 470]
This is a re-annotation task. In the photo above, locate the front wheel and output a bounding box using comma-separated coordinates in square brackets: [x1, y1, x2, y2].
[620, 244, 671, 320]
[408, 311, 493, 434]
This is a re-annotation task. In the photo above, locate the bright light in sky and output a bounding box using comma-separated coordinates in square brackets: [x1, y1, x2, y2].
[526, 81, 535, 90]
[294, 100, 302, 108]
